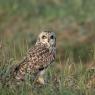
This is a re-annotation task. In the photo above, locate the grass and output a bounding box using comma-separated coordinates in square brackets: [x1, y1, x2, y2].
[0, 32, 95, 95]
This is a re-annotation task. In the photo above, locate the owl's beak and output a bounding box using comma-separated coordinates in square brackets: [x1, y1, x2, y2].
[48, 38, 49, 43]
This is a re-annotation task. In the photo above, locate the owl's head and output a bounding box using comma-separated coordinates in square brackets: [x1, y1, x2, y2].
[36, 30, 56, 47]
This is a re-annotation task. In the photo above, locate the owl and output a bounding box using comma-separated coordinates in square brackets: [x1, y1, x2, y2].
[12, 30, 56, 84]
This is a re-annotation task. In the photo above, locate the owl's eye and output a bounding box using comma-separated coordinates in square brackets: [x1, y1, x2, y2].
[42, 35, 47, 39]
[50, 35, 54, 39]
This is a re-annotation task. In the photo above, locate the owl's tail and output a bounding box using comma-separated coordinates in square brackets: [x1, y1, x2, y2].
[0, 63, 21, 86]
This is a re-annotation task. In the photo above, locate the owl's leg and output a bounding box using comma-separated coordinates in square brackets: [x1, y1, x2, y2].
[37, 70, 46, 84]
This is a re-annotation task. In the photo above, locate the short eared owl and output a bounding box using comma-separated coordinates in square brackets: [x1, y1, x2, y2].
[13, 30, 56, 84]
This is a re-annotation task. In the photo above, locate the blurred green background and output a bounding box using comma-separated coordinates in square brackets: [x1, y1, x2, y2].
[0, 0, 95, 95]
[0, 0, 95, 63]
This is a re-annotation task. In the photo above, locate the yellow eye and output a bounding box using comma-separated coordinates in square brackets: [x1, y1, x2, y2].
[42, 35, 47, 39]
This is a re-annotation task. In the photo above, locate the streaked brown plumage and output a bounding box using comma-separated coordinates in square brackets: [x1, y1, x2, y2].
[12, 31, 56, 83]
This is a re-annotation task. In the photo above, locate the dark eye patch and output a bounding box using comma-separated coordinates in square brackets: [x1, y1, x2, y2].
[50, 35, 54, 39]
[42, 35, 47, 39]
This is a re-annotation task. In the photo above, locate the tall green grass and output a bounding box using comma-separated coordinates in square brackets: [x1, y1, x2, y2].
[0, 32, 95, 95]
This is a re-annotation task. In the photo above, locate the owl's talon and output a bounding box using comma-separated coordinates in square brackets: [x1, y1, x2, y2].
[37, 77, 45, 85]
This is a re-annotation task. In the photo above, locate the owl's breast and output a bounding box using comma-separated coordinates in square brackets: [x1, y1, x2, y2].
[26, 44, 56, 71]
